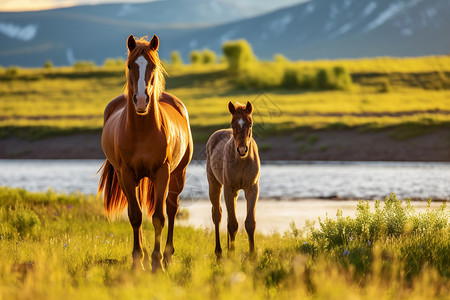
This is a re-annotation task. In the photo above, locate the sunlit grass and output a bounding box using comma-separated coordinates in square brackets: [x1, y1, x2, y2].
[1, 56, 450, 141]
[0, 187, 448, 299]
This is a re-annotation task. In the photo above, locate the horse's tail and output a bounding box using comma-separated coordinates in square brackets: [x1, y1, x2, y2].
[138, 177, 155, 217]
[97, 160, 155, 217]
[97, 160, 127, 217]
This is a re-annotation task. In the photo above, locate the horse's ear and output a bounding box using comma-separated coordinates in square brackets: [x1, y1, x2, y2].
[246, 101, 253, 114]
[149, 34, 159, 51]
[127, 34, 136, 52]
[228, 101, 236, 115]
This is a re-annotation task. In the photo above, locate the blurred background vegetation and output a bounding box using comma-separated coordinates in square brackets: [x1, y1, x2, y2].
[0, 39, 449, 142]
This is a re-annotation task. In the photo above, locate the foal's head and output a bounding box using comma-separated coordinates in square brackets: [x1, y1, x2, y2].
[228, 101, 254, 158]
[125, 34, 165, 115]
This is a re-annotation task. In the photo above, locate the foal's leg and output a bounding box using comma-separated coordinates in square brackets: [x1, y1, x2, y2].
[151, 163, 170, 272]
[244, 184, 259, 255]
[118, 169, 143, 270]
[224, 185, 239, 253]
[207, 170, 223, 259]
[163, 169, 185, 265]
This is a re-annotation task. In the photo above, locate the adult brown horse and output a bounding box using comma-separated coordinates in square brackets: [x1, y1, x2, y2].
[206, 101, 260, 259]
[98, 34, 193, 272]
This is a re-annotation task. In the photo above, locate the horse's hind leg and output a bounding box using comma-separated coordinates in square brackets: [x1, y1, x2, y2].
[244, 184, 259, 255]
[118, 170, 144, 270]
[207, 170, 223, 259]
[224, 185, 239, 254]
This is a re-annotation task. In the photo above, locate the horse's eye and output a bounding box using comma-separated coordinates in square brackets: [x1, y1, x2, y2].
[127, 65, 131, 70]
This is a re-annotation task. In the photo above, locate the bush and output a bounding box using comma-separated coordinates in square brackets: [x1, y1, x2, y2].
[274, 53, 289, 63]
[103, 57, 125, 68]
[5, 66, 20, 76]
[170, 51, 183, 65]
[238, 62, 353, 91]
[237, 62, 284, 89]
[222, 39, 256, 74]
[189, 50, 202, 64]
[73, 61, 96, 70]
[308, 194, 449, 278]
[9, 206, 41, 237]
[202, 49, 216, 64]
[44, 60, 53, 69]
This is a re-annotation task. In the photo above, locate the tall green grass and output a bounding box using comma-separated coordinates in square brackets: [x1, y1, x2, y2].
[0, 187, 448, 299]
[1, 57, 450, 141]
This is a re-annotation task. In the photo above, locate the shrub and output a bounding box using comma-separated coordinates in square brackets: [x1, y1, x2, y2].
[274, 53, 289, 63]
[44, 60, 53, 69]
[9, 206, 41, 237]
[103, 57, 125, 68]
[73, 61, 96, 70]
[5, 66, 20, 76]
[202, 49, 216, 64]
[170, 51, 183, 65]
[189, 50, 202, 64]
[237, 62, 284, 89]
[222, 39, 256, 74]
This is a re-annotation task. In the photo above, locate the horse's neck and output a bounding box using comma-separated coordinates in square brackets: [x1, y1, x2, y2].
[125, 93, 162, 130]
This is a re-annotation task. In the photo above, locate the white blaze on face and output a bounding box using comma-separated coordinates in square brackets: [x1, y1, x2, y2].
[135, 55, 147, 96]
[238, 118, 245, 128]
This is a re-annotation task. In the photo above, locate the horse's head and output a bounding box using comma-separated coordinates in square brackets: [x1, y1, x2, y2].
[126, 34, 165, 115]
[229, 101, 254, 158]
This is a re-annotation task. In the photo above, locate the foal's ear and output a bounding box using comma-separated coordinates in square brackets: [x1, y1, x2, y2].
[127, 34, 136, 52]
[245, 101, 253, 114]
[228, 101, 236, 115]
[149, 34, 159, 51]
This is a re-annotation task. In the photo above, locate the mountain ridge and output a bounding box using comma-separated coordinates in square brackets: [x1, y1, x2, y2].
[1, 0, 449, 67]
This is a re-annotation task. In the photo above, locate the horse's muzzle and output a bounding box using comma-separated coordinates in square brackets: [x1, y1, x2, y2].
[134, 93, 149, 113]
[237, 146, 248, 157]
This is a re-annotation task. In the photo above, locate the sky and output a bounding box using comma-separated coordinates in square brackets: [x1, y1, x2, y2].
[0, 0, 305, 12]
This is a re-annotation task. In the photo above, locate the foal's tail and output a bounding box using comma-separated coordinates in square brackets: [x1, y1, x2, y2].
[97, 160, 155, 218]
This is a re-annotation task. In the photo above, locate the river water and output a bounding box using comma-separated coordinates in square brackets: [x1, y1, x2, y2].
[0, 159, 448, 233]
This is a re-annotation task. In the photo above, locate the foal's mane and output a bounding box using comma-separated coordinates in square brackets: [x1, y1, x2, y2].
[125, 36, 166, 102]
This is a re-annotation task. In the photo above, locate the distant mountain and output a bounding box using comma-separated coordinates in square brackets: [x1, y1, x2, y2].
[171, 0, 450, 60]
[1, 0, 449, 67]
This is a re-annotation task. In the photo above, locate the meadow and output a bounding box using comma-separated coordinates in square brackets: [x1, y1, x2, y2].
[1, 55, 450, 142]
[0, 187, 448, 299]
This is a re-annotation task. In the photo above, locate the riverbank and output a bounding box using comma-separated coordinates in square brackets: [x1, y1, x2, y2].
[1, 128, 449, 161]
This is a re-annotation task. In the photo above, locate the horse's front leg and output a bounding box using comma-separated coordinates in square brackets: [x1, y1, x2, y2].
[244, 184, 259, 255]
[151, 163, 170, 272]
[224, 185, 239, 254]
[208, 169, 223, 260]
[163, 168, 185, 265]
[118, 169, 144, 270]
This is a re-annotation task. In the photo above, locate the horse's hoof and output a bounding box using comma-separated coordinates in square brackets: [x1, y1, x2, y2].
[163, 254, 172, 267]
[215, 249, 223, 262]
[151, 259, 165, 273]
[131, 261, 145, 272]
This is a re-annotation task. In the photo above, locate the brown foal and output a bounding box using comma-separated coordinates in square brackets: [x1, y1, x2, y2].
[206, 101, 260, 258]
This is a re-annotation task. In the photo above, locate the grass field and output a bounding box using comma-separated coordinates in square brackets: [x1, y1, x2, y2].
[1, 56, 450, 142]
[0, 187, 448, 299]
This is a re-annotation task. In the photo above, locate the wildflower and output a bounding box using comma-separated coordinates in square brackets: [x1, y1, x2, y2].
[63, 243, 68, 249]
[368, 241, 372, 245]
[67, 205, 73, 209]
[110, 233, 114, 237]
[343, 249, 349, 257]
[303, 241, 307, 245]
